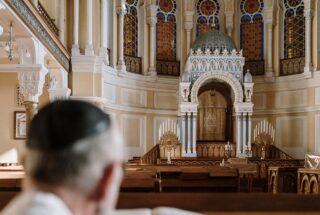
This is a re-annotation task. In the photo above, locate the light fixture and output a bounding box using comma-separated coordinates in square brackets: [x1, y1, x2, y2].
[5, 22, 14, 61]
[25, 49, 31, 58]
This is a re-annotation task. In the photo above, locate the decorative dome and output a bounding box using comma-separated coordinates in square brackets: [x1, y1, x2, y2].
[192, 28, 237, 52]
[244, 70, 253, 83]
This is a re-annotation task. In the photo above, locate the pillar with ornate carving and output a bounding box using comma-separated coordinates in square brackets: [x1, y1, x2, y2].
[303, 0, 313, 77]
[100, 0, 109, 65]
[117, 5, 127, 74]
[147, 4, 157, 77]
[225, 11, 234, 37]
[72, 0, 80, 55]
[18, 65, 48, 127]
[184, 11, 194, 55]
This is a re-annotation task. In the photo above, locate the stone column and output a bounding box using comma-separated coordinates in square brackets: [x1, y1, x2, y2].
[147, 16, 157, 76]
[236, 114, 242, 156]
[181, 113, 186, 154]
[116, 5, 127, 73]
[99, 0, 109, 65]
[265, 21, 274, 81]
[147, 4, 158, 77]
[58, 0, 66, 45]
[192, 113, 197, 155]
[85, 0, 94, 56]
[242, 114, 247, 153]
[184, 11, 194, 55]
[248, 114, 252, 150]
[225, 11, 234, 37]
[187, 112, 191, 154]
[72, 0, 80, 55]
[18, 65, 48, 127]
[304, 3, 313, 76]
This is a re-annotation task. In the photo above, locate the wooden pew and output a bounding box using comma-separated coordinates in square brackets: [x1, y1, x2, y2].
[117, 193, 320, 214]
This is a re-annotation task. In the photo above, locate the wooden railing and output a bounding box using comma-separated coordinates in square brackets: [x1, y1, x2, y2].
[244, 60, 264, 76]
[140, 144, 160, 165]
[280, 57, 305, 76]
[37, 2, 59, 37]
[251, 144, 293, 160]
[156, 59, 180, 76]
[124, 55, 142, 74]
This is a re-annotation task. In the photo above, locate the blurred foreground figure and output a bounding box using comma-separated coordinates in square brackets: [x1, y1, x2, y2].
[2, 100, 124, 215]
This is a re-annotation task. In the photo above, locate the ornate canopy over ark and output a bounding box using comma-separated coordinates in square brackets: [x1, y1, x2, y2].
[178, 28, 254, 158]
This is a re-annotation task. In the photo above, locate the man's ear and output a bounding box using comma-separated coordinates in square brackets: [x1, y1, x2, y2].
[91, 164, 115, 201]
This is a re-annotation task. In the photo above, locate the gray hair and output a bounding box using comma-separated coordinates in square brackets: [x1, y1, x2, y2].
[25, 126, 124, 194]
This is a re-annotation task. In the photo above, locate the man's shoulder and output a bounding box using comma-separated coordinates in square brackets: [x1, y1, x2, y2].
[1, 191, 72, 215]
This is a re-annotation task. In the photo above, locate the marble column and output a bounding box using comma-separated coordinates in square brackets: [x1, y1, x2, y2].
[147, 15, 157, 76]
[192, 113, 197, 155]
[265, 21, 274, 81]
[187, 113, 191, 154]
[58, 0, 66, 45]
[71, 0, 80, 55]
[18, 66, 48, 127]
[85, 0, 94, 56]
[224, 12, 234, 37]
[99, 0, 109, 65]
[117, 5, 127, 73]
[242, 114, 247, 153]
[248, 114, 252, 150]
[184, 11, 194, 55]
[236, 114, 242, 156]
[181, 113, 186, 154]
[304, 8, 313, 76]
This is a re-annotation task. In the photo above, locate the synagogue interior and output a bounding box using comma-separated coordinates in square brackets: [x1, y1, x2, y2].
[1, 0, 320, 214]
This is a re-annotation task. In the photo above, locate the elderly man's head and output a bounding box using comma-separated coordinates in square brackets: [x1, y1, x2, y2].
[25, 100, 123, 214]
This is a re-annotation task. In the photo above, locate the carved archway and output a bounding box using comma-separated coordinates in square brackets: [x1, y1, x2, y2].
[191, 71, 244, 104]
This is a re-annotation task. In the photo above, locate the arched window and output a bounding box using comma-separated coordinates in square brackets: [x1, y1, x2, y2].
[124, 0, 138, 57]
[240, 0, 264, 75]
[156, 0, 177, 61]
[196, 0, 220, 36]
[283, 0, 305, 59]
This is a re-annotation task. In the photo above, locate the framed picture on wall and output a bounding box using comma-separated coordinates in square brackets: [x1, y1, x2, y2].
[14, 111, 26, 139]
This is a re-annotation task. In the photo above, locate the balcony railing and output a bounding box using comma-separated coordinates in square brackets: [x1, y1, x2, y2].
[124, 55, 142, 74]
[280, 57, 305, 76]
[37, 2, 59, 37]
[4, 0, 70, 70]
[156, 59, 180, 76]
[244, 60, 264, 76]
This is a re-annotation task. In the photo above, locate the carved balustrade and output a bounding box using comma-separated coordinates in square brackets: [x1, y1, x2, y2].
[156, 60, 180, 76]
[244, 60, 264, 76]
[196, 143, 236, 158]
[280, 57, 305, 76]
[298, 168, 320, 194]
[37, 2, 59, 37]
[124, 55, 142, 74]
[268, 167, 299, 194]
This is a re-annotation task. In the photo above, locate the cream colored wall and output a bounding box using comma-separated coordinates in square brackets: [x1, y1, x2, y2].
[0, 73, 25, 163]
[69, 0, 320, 160]
[0, 72, 50, 163]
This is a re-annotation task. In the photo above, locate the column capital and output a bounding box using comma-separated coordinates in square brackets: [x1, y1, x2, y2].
[304, 9, 313, 19]
[147, 4, 158, 17]
[17, 65, 48, 103]
[147, 16, 157, 27]
[116, 6, 127, 17]
[48, 88, 71, 102]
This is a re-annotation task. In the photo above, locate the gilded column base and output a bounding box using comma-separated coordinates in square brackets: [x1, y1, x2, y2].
[24, 101, 39, 127]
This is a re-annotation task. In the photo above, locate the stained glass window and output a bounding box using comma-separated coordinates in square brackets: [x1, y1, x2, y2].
[156, 0, 177, 61]
[196, 0, 220, 36]
[283, 0, 305, 59]
[240, 0, 264, 61]
[124, 0, 138, 57]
